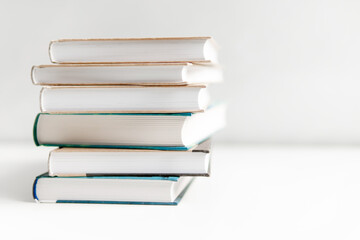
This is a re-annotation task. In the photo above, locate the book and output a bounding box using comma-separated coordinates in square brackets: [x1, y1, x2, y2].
[33, 173, 193, 205]
[33, 104, 226, 150]
[49, 37, 218, 64]
[40, 85, 210, 113]
[31, 63, 223, 86]
[48, 139, 211, 177]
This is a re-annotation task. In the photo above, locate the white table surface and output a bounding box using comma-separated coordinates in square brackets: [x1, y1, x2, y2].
[1, 142, 360, 240]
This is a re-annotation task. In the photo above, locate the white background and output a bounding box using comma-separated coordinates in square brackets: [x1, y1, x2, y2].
[1, 0, 360, 144]
[2, 1, 360, 239]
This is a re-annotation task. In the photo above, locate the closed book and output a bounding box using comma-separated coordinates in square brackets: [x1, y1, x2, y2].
[31, 63, 223, 86]
[49, 37, 218, 64]
[48, 139, 212, 177]
[33, 104, 226, 150]
[40, 85, 210, 113]
[33, 173, 193, 205]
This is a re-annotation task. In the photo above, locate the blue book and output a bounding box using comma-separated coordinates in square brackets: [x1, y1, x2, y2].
[33, 173, 194, 205]
[33, 104, 225, 150]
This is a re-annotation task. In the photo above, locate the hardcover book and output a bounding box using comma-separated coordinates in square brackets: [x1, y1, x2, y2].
[33, 173, 193, 205]
[48, 139, 212, 177]
[40, 85, 210, 113]
[49, 37, 218, 64]
[33, 104, 226, 150]
[31, 63, 222, 85]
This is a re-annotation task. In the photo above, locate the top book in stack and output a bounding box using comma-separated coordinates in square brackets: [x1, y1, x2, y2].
[48, 37, 218, 64]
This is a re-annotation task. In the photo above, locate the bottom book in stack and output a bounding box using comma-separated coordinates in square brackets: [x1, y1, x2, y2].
[33, 140, 211, 205]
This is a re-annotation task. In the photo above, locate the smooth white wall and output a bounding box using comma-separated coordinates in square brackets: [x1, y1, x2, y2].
[1, 0, 360, 144]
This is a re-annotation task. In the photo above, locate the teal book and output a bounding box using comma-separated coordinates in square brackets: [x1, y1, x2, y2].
[33, 104, 226, 150]
[33, 173, 194, 205]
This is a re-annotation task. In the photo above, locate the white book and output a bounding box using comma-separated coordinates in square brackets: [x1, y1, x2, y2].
[40, 86, 210, 113]
[33, 174, 193, 205]
[34, 104, 226, 149]
[49, 37, 218, 63]
[48, 140, 211, 177]
[31, 63, 223, 85]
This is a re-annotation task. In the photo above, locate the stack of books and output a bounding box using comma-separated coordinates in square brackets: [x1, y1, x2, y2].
[31, 37, 226, 205]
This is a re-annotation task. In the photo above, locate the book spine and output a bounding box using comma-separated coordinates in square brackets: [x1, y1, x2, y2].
[33, 114, 41, 146]
[32, 176, 39, 202]
[30, 66, 37, 85]
[39, 88, 45, 112]
[49, 41, 55, 63]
